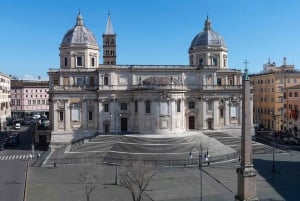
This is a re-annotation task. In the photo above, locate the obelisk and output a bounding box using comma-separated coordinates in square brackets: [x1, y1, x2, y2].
[235, 60, 258, 201]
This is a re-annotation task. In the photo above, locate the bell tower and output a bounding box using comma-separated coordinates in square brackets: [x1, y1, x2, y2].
[103, 13, 117, 65]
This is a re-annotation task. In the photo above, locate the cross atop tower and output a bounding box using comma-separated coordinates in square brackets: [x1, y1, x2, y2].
[243, 59, 249, 81]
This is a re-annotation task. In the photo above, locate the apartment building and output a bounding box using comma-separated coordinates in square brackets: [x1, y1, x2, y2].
[285, 84, 300, 135]
[250, 58, 300, 134]
[0, 72, 11, 131]
[11, 79, 49, 119]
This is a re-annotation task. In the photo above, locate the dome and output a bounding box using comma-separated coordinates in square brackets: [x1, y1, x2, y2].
[190, 17, 226, 48]
[61, 13, 98, 47]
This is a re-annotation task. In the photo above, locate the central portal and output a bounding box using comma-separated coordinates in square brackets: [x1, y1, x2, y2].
[189, 116, 195, 129]
[121, 118, 128, 132]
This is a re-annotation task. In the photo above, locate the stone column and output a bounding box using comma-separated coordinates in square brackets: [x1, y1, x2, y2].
[225, 99, 230, 126]
[213, 100, 219, 129]
[198, 98, 203, 128]
[82, 99, 87, 129]
[202, 99, 207, 129]
[94, 99, 98, 130]
[53, 100, 58, 131]
[64, 100, 70, 131]
[239, 98, 243, 125]
[235, 74, 258, 200]
[98, 99, 103, 133]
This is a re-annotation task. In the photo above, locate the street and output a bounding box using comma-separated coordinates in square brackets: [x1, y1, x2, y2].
[0, 125, 34, 201]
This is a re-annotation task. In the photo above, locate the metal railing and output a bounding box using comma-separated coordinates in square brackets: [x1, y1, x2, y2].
[34, 151, 239, 167]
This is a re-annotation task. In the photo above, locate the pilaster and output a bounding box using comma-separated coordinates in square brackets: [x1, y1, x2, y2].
[225, 99, 230, 126]
[213, 100, 219, 129]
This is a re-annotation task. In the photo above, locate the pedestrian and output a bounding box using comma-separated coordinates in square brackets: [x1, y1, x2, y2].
[54, 160, 57, 168]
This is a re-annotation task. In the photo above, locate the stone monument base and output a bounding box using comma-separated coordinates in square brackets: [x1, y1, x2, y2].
[235, 166, 259, 201]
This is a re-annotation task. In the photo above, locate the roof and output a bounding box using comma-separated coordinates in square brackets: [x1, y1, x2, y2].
[104, 13, 115, 35]
[190, 17, 226, 48]
[61, 13, 98, 47]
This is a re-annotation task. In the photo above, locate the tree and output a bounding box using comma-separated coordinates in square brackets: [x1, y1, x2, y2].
[78, 168, 101, 201]
[120, 161, 155, 201]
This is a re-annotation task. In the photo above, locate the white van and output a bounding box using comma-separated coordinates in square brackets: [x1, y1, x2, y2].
[33, 114, 41, 119]
[15, 123, 21, 130]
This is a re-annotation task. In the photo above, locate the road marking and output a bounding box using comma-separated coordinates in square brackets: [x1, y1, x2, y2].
[0, 154, 33, 161]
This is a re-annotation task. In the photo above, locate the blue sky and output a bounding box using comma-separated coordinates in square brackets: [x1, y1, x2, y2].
[1, 0, 300, 80]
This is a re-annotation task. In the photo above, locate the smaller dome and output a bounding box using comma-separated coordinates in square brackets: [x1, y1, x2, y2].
[61, 13, 98, 47]
[190, 17, 226, 48]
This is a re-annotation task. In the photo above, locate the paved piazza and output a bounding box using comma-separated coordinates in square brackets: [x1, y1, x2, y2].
[23, 131, 299, 201]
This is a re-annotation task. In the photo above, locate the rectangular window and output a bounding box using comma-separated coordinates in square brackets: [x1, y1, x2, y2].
[207, 101, 213, 111]
[213, 58, 218, 66]
[64, 57, 68, 66]
[295, 92, 298, 97]
[220, 108, 224, 118]
[89, 76, 94, 86]
[135, 100, 138, 113]
[145, 100, 151, 113]
[76, 77, 83, 86]
[59, 111, 64, 121]
[76, 56, 83, 67]
[104, 76, 109, 85]
[217, 78, 222, 86]
[294, 79, 297, 83]
[37, 100, 40, 104]
[177, 99, 181, 112]
[32, 100, 36, 105]
[88, 111, 93, 121]
[27, 100, 31, 105]
[120, 103, 127, 110]
[289, 92, 292, 97]
[104, 103, 109, 112]
[42, 100, 45, 104]
[189, 101, 195, 109]
[91, 58, 95, 67]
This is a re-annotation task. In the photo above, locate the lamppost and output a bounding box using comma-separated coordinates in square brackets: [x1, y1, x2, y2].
[271, 112, 279, 173]
[114, 96, 118, 185]
[189, 145, 209, 201]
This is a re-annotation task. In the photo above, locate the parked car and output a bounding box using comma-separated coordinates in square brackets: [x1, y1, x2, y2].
[14, 123, 21, 130]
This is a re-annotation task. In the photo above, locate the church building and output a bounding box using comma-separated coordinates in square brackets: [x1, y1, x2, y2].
[48, 13, 248, 143]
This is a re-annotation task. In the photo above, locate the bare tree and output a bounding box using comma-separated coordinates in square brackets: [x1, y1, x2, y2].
[120, 161, 155, 201]
[78, 168, 101, 201]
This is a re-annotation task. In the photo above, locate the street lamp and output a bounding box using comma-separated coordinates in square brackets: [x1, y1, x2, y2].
[271, 112, 279, 173]
[189, 145, 209, 201]
[272, 132, 276, 173]
[114, 96, 118, 185]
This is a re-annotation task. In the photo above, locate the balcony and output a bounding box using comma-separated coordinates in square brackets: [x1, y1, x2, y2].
[51, 84, 242, 92]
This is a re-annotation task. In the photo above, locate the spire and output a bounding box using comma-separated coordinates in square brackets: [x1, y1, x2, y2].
[204, 15, 211, 31]
[105, 12, 115, 34]
[76, 10, 84, 26]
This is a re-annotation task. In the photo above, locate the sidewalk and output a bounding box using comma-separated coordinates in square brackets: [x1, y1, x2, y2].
[25, 151, 299, 201]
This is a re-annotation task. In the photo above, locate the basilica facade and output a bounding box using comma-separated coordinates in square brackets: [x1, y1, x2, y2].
[48, 13, 249, 143]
